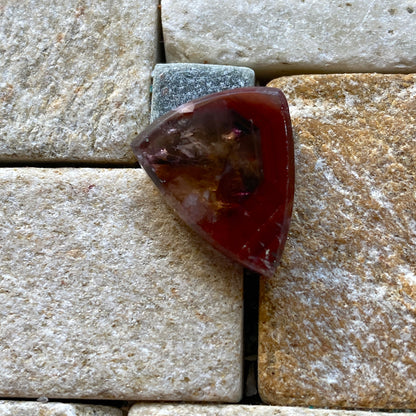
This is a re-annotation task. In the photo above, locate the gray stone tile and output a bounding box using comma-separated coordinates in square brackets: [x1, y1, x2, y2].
[0, 401, 121, 416]
[150, 63, 255, 121]
[0, 0, 158, 164]
[0, 168, 243, 400]
[162, 0, 416, 76]
[259, 74, 416, 408]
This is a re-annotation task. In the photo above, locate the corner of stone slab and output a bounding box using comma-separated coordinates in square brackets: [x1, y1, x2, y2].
[256, 373, 273, 406]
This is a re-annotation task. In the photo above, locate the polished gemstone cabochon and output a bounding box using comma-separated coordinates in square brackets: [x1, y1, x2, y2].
[131, 87, 294, 277]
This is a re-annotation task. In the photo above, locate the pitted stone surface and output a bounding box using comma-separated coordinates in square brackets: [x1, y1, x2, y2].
[259, 74, 416, 408]
[150, 63, 255, 121]
[0, 168, 243, 401]
[0, 401, 121, 416]
[129, 404, 416, 415]
[0, 0, 158, 163]
[162, 0, 416, 76]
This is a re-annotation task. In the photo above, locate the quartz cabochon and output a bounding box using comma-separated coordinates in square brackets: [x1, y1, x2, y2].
[0, 168, 243, 401]
[259, 74, 416, 408]
[133, 87, 294, 277]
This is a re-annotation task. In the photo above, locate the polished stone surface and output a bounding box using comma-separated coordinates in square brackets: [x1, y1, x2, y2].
[133, 87, 294, 277]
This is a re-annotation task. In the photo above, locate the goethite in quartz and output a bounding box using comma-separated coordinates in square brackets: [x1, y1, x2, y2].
[131, 87, 294, 277]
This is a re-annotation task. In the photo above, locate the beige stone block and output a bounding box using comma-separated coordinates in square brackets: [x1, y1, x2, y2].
[0, 401, 121, 416]
[0, 0, 158, 163]
[259, 74, 416, 408]
[129, 403, 416, 415]
[162, 0, 416, 77]
[0, 168, 243, 400]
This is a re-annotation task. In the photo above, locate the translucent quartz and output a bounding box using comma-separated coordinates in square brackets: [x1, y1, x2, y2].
[132, 87, 294, 277]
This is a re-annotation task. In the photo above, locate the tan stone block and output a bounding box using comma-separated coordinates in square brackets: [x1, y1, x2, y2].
[0, 0, 158, 163]
[129, 403, 416, 415]
[162, 0, 416, 76]
[259, 74, 416, 408]
[0, 168, 243, 400]
[0, 401, 121, 416]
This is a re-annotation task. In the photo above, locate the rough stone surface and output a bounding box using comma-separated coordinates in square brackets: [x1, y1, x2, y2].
[0, 168, 243, 401]
[162, 0, 416, 77]
[259, 74, 416, 408]
[150, 63, 255, 121]
[0, 401, 121, 416]
[129, 404, 416, 415]
[0, 0, 158, 164]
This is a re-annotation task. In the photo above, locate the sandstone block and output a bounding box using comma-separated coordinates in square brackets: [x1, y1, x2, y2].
[0, 0, 158, 164]
[259, 74, 416, 408]
[0, 401, 121, 416]
[150, 63, 255, 121]
[129, 404, 416, 415]
[162, 0, 416, 77]
[0, 168, 243, 400]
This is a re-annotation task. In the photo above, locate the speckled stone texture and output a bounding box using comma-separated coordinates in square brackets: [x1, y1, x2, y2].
[0, 401, 121, 416]
[259, 74, 416, 408]
[129, 404, 416, 415]
[162, 0, 416, 77]
[0, 168, 243, 401]
[0, 0, 158, 164]
[150, 63, 255, 121]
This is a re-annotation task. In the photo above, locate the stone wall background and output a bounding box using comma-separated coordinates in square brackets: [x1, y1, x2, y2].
[0, 0, 415, 414]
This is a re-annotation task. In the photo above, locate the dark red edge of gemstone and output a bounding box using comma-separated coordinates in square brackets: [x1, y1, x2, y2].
[131, 87, 295, 278]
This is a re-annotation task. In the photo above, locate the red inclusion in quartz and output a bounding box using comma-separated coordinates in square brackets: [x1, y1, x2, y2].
[131, 87, 294, 277]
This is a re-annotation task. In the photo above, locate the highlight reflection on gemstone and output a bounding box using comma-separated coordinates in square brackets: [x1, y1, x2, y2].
[132, 87, 294, 277]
